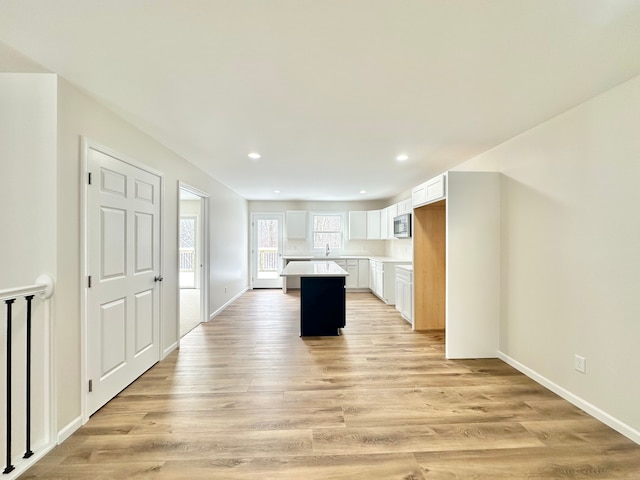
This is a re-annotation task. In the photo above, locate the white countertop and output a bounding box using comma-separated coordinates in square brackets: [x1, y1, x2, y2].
[281, 260, 349, 277]
[282, 254, 410, 263]
[283, 255, 368, 260]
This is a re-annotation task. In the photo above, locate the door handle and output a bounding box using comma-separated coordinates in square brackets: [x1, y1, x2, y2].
[154, 275, 164, 282]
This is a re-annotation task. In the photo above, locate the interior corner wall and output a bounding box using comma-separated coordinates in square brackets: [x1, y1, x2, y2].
[55, 77, 248, 433]
[454, 74, 640, 435]
[0, 73, 57, 288]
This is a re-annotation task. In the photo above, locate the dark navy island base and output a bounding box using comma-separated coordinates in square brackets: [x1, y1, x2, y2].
[299, 276, 346, 336]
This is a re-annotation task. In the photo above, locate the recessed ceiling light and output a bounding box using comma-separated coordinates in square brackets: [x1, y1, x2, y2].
[360, 190, 367, 194]
[248, 152, 261, 159]
[274, 190, 281, 194]
[396, 154, 409, 162]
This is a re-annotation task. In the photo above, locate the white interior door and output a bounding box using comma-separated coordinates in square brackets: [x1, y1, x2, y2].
[252, 213, 284, 288]
[86, 146, 161, 415]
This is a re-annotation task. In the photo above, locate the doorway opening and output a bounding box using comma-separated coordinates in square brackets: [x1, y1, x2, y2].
[179, 185, 208, 337]
[251, 213, 284, 288]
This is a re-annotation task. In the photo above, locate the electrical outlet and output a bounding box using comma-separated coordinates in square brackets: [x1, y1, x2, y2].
[224, 286, 227, 294]
[574, 354, 586, 374]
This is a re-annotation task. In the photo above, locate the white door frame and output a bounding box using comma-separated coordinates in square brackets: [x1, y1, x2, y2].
[251, 213, 284, 288]
[80, 137, 164, 423]
[177, 182, 209, 345]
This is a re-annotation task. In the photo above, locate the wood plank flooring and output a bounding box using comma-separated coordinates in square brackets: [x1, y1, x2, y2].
[21, 290, 640, 479]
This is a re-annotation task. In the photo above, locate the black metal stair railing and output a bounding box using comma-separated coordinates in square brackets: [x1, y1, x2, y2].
[2, 294, 35, 474]
[1, 279, 51, 476]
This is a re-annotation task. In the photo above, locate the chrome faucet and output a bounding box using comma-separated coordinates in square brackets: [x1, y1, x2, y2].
[325, 244, 330, 257]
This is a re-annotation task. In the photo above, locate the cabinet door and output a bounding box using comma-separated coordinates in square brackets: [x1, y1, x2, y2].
[376, 266, 384, 298]
[366, 210, 381, 239]
[412, 183, 427, 208]
[358, 259, 370, 288]
[286, 211, 307, 239]
[370, 260, 383, 295]
[380, 208, 388, 239]
[425, 174, 446, 202]
[349, 211, 367, 239]
[387, 204, 398, 239]
[346, 264, 358, 288]
[401, 281, 412, 322]
[397, 199, 412, 215]
[395, 277, 403, 313]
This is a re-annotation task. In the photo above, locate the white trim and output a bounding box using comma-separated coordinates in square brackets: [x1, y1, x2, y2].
[1, 442, 57, 480]
[80, 137, 164, 423]
[57, 416, 83, 444]
[80, 137, 89, 424]
[0, 278, 50, 301]
[209, 287, 248, 320]
[177, 182, 210, 345]
[0, 278, 57, 480]
[498, 351, 640, 445]
[309, 211, 347, 253]
[163, 341, 178, 359]
[250, 212, 285, 289]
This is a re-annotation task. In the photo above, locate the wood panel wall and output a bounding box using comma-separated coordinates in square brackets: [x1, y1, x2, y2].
[413, 200, 446, 330]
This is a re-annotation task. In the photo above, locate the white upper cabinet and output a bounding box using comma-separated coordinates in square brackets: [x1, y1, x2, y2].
[397, 198, 412, 215]
[412, 174, 446, 208]
[380, 208, 389, 239]
[285, 210, 307, 239]
[366, 210, 381, 239]
[348, 211, 368, 239]
[411, 183, 427, 207]
[386, 203, 398, 239]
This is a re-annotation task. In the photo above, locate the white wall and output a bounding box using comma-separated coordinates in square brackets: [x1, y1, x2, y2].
[2, 39, 249, 438]
[454, 74, 640, 437]
[56, 77, 248, 430]
[0, 72, 57, 467]
[0, 73, 57, 288]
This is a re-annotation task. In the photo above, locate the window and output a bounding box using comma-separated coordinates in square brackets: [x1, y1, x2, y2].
[312, 212, 344, 250]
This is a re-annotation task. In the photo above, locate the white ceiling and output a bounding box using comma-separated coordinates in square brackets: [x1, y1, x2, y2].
[2, 1, 640, 201]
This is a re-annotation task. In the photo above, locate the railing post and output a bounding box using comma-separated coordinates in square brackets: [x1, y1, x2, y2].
[24, 295, 34, 459]
[3, 299, 15, 474]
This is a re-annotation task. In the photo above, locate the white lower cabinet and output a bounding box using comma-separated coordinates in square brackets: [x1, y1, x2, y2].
[336, 258, 369, 290]
[357, 259, 369, 288]
[369, 259, 383, 299]
[369, 259, 410, 305]
[395, 266, 413, 326]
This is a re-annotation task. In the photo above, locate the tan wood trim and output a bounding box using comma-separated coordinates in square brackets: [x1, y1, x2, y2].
[413, 200, 446, 330]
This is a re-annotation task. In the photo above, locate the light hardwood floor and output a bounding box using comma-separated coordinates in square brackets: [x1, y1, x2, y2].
[21, 290, 640, 479]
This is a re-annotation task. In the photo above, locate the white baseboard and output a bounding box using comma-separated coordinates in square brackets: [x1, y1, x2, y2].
[2, 441, 57, 480]
[498, 351, 640, 445]
[57, 415, 83, 444]
[163, 341, 178, 359]
[209, 287, 249, 320]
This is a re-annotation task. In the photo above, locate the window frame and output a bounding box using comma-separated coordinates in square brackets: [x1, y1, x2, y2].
[310, 211, 346, 254]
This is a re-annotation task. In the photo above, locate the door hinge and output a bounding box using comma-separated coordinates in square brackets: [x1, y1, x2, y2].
[88, 379, 93, 392]
[88, 172, 92, 185]
[88, 275, 92, 288]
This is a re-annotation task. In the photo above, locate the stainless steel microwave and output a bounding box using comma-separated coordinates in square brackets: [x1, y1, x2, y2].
[393, 213, 411, 238]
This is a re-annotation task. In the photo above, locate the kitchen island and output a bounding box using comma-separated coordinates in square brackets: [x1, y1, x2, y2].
[280, 261, 348, 336]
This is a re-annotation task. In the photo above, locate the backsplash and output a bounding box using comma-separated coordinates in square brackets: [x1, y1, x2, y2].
[386, 238, 413, 261]
[286, 237, 411, 260]
[285, 238, 387, 256]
